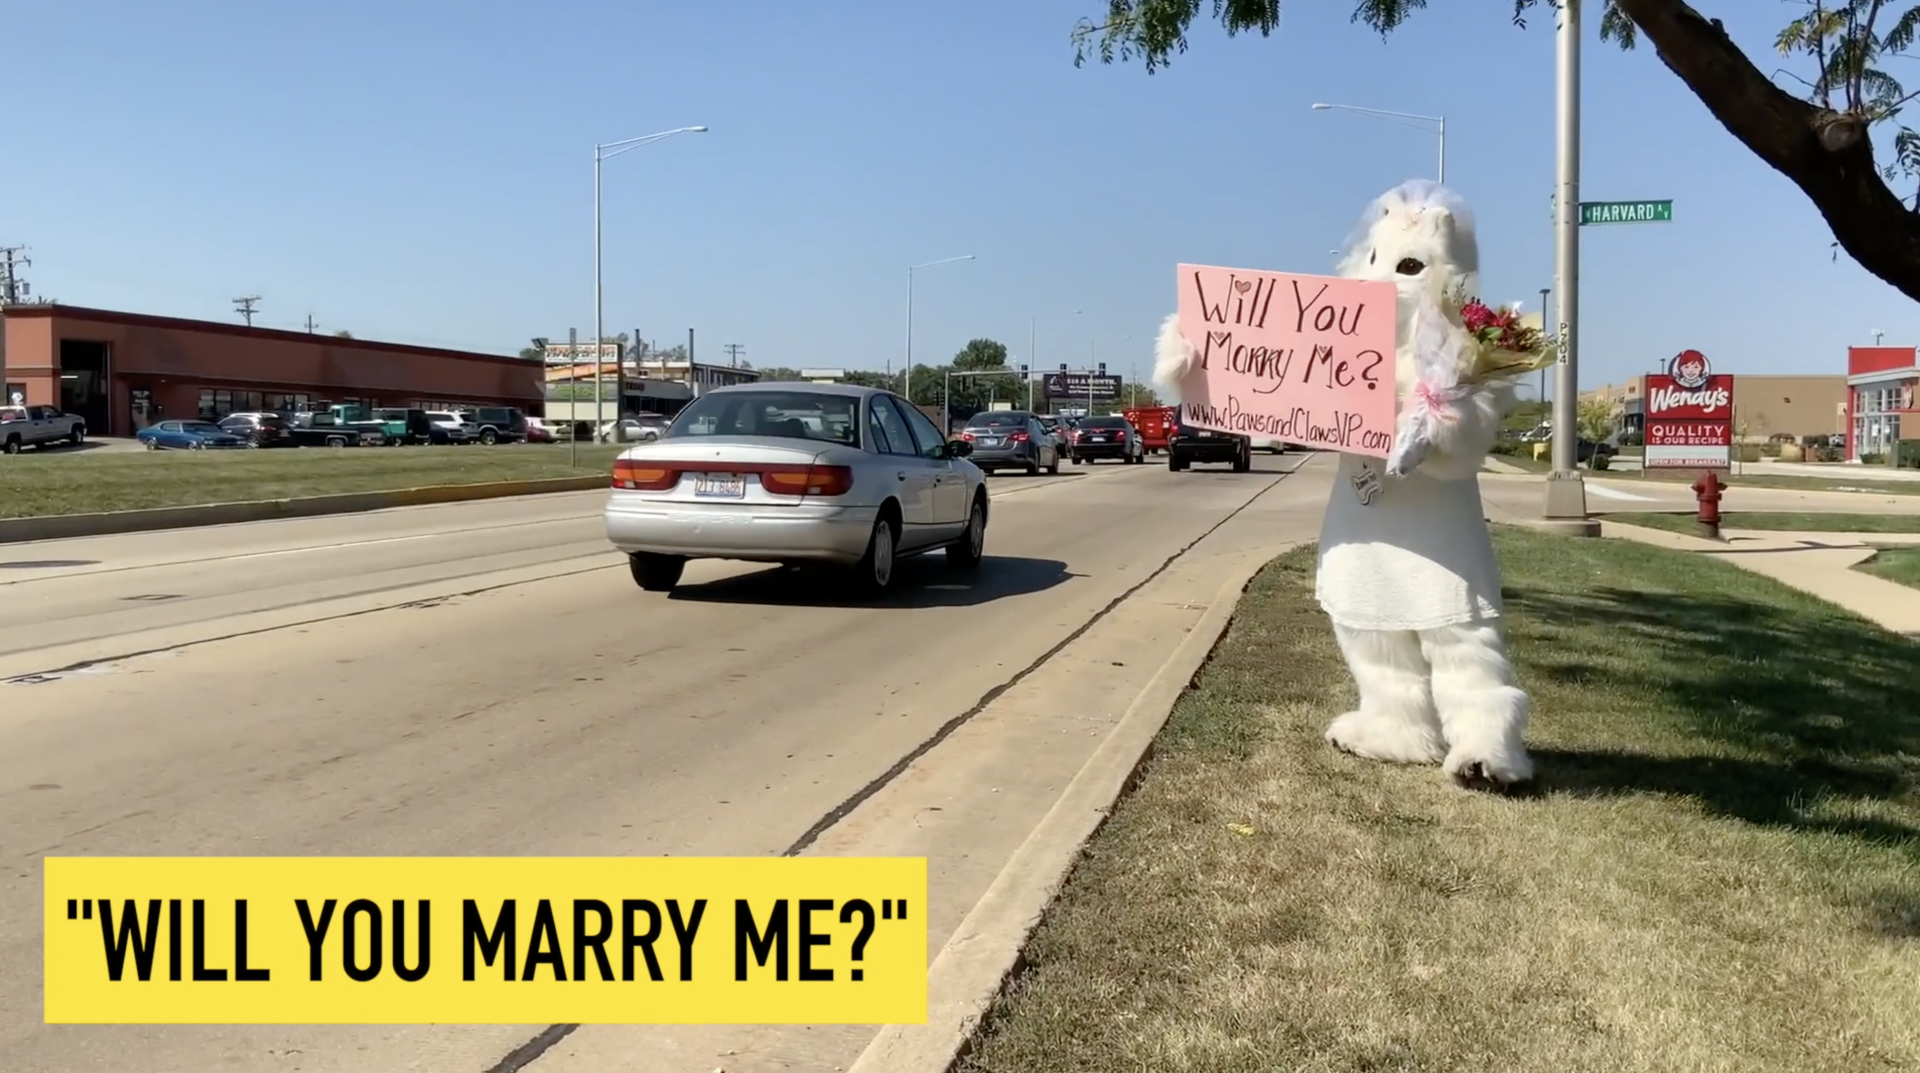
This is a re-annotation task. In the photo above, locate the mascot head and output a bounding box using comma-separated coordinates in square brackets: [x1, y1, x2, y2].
[1334, 180, 1479, 389]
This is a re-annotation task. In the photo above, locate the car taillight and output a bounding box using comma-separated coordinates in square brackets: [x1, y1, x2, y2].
[612, 458, 679, 491]
[1010, 431, 1030, 442]
[759, 464, 854, 497]
[1114, 430, 1127, 439]
[960, 431, 975, 441]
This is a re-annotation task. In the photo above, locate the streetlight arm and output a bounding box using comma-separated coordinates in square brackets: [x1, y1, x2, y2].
[910, 254, 976, 271]
[1311, 102, 1444, 127]
[596, 126, 709, 161]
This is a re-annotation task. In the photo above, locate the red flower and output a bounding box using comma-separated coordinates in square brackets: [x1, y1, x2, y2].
[1459, 300, 1497, 331]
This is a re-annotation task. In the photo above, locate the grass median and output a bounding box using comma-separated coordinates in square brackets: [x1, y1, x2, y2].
[1857, 546, 1920, 590]
[0, 444, 622, 519]
[960, 527, 1920, 1073]
[1603, 511, 1920, 535]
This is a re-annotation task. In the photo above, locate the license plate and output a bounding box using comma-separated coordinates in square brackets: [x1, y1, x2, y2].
[1087, 436, 1106, 442]
[693, 473, 746, 498]
[979, 437, 1001, 447]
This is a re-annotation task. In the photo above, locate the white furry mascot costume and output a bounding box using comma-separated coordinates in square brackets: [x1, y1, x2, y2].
[1153, 179, 1535, 790]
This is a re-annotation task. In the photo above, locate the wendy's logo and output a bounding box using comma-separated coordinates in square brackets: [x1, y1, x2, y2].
[1668, 349, 1711, 389]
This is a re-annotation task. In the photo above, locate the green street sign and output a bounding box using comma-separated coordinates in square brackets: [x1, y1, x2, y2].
[1579, 200, 1673, 225]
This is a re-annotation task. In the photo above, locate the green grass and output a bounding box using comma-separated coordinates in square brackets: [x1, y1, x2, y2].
[0, 444, 621, 518]
[1603, 511, 1920, 535]
[1857, 546, 1920, 590]
[960, 528, 1920, 1073]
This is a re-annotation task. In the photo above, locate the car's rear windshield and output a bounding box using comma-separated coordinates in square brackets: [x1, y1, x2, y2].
[969, 411, 1027, 427]
[1078, 416, 1127, 429]
[665, 391, 861, 447]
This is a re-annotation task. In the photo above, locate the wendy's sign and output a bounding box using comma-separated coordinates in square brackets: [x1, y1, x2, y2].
[1644, 349, 1734, 469]
[1173, 265, 1399, 458]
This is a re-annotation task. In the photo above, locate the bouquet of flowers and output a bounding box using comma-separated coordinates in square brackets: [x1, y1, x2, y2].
[1382, 286, 1560, 479]
[1442, 280, 1562, 384]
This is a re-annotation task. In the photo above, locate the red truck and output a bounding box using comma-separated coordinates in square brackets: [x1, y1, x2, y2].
[1122, 405, 1177, 455]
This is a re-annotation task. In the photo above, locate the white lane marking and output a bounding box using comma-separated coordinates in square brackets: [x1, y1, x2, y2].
[1586, 482, 1661, 502]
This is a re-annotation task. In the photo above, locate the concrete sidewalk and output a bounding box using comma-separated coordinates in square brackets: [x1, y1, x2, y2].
[1599, 520, 1920, 638]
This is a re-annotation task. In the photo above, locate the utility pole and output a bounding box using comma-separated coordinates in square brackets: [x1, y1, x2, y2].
[233, 296, 261, 327]
[0, 247, 31, 305]
[304, 313, 318, 334]
[723, 343, 745, 368]
[1543, 0, 1597, 535]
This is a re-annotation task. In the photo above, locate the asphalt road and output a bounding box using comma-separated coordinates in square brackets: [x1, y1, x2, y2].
[0, 451, 1334, 1073]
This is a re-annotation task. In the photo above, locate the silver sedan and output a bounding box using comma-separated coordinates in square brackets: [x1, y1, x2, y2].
[604, 382, 991, 595]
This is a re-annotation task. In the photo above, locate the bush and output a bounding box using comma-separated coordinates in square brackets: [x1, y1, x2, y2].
[1589, 452, 1612, 471]
[1863, 452, 1886, 465]
[1760, 442, 1784, 458]
[1488, 440, 1523, 456]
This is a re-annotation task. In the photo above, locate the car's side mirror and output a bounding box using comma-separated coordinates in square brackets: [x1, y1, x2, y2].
[946, 438, 974, 458]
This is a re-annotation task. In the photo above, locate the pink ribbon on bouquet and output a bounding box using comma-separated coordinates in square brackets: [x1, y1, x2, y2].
[1412, 380, 1461, 423]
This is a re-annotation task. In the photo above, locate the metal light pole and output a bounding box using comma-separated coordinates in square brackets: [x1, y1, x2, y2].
[904, 255, 976, 404]
[1311, 102, 1445, 183]
[1542, 0, 1595, 531]
[594, 125, 708, 448]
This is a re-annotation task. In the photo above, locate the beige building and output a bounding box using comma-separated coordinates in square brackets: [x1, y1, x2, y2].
[1591, 373, 1846, 442]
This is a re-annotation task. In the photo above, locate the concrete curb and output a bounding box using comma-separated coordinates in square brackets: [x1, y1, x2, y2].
[846, 552, 1276, 1073]
[0, 475, 608, 545]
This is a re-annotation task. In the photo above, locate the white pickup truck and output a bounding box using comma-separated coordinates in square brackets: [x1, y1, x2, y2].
[0, 404, 87, 454]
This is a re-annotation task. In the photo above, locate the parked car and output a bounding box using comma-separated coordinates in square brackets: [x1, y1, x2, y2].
[424, 410, 475, 445]
[136, 420, 252, 450]
[1167, 410, 1252, 472]
[1068, 414, 1145, 464]
[216, 411, 298, 447]
[458, 406, 526, 445]
[603, 413, 671, 444]
[524, 416, 556, 443]
[0, 404, 87, 454]
[371, 407, 438, 446]
[957, 409, 1061, 476]
[605, 382, 989, 596]
[285, 411, 386, 447]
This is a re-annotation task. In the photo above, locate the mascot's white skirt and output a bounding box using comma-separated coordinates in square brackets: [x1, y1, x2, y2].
[1315, 453, 1504, 632]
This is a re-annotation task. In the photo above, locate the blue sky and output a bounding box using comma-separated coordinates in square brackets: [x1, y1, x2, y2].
[6, 0, 1915, 390]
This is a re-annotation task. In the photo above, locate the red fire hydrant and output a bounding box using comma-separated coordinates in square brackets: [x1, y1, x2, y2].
[1692, 470, 1726, 540]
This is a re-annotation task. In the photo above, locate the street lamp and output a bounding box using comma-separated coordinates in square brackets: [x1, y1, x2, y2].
[592, 125, 708, 456]
[1310, 102, 1446, 184]
[905, 255, 976, 403]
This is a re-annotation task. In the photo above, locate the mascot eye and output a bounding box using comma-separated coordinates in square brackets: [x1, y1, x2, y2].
[1395, 257, 1425, 276]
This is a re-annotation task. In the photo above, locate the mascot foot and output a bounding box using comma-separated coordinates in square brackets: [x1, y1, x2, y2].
[1325, 710, 1448, 766]
[1442, 742, 1536, 794]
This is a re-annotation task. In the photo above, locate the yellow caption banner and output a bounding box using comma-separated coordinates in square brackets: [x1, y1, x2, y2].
[44, 856, 927, 1025]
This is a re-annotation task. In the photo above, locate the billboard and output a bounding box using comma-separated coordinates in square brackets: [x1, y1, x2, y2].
[1042, 372, 1123, 403]
[541, 343, 623, 365]
[1643, 349, 1733, 469]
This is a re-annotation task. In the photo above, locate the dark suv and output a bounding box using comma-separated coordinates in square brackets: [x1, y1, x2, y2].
[1167, 410, 1252, 472]
[457, 406, 527, 445]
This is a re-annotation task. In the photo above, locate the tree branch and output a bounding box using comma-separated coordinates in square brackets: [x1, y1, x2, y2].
[1613, 0, 1920, 300]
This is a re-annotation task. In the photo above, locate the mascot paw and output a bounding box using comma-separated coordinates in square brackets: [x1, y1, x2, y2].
[1442, 743, 1536, 794]
[1151, 312, 1197, 400]
[1325, 710, 1447, 766]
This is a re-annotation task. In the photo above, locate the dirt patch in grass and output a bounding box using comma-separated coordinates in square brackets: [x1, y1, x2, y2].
[960, 528, 1920, 1073]
[1603, 511, 1920, 535]
[1857, 546, 1920, 590]
[0, 445, 620, 518]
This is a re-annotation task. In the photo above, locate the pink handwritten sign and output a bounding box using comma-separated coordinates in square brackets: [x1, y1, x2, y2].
[1174, 264, 1398, 458]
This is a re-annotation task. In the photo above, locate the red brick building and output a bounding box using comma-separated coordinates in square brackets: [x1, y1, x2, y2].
[0, 304, 543, 437]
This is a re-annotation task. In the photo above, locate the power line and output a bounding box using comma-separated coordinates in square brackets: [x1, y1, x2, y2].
[722, 343, 745, 367]
[233, 295, 261, 327]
